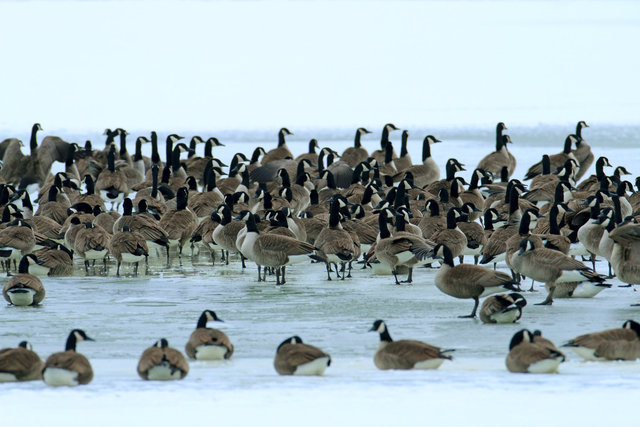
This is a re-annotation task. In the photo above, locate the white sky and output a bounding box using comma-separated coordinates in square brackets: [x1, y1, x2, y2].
[1, 1, 639, 132]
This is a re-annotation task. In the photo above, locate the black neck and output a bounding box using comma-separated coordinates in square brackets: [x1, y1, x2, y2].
[378, 214, 392, 239]
[378, 327, 393, 343]
[422, 137, 432, 162]
[119, 131, 127, 156]
[196, 312, 210, 328]
[542, 155, 550, 175]
[29, 124, 39, 154]
[441, 245, 455, 267]
[134, 139, 143, 162]
[354, 130, 363, 148]
[204, 139, 213, 158]
[329, 200, 341, 228]
[549, 205, 560, 235]
[445, 209, 458, 229]
[400, 131, 408, 157]
[151, 132, 160, 164]
[65, 333, 77, 352]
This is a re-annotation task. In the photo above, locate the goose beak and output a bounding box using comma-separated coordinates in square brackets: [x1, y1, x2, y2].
[368, 326, 377, 332]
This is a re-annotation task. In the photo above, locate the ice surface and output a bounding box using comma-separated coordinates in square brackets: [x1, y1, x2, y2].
[2, 0, 640, 425]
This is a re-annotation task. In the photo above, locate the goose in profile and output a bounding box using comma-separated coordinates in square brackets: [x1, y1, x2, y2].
[394, 135, 442, 188]
[0, 219, 36, 272]
[476, 123, 515, 178]
[608, 218, 640, 288]
[2, 254, 45, 306]
[341, 128, 372, 167]
[563, 320, 640, 361]
[0, 341, 43, 382]
[261, 127, 294, 165]
[274, 336, 331, 376]
[368, 319, 454, 370]
[42, 329, 94, 386]
[431, 244, 518, 318]
[571, 120, 594, 181]
[185, 310, 234, 360]
[479, 293, 527, 324]
[239, 213, 315, 285]
[33, 242, 74, 276]
[137, 338, 189, 381]
[506, 329, 565, 373]
[510, 238, 608, 305]
[524, 134, 579, 180]
[374, 208, 434, 284]
[393, 130, 413, 172]
[429, 208, 468, 260]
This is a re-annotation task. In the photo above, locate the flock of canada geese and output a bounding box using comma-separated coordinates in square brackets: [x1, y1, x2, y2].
[1, 121, 640, 383]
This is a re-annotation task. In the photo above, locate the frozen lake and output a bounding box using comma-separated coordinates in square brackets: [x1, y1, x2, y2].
[2, 124, 640, 426]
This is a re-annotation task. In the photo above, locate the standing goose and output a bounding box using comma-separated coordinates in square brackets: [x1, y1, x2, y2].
[429, 208, 468, 260]
[137, 338, 189, 381]
[608, 220, 640, 288]
[524, 134, 579, 180]
[33, 242, 74, 276]
[261, 127, 294, 165]
[239, 213, 315, 285]
[109, 226, 149, 276]
[563, 320, 640, 361]
[294, 138, 320, 164]
[576, 156, 612, 192]
[393, 130, 413, 172]
[313, 198, 358, 280]
[42, 329, 94, 386]
[476, 123, 514, 178]
[371, 123, 399, 164]
[2, 254, 45, 306]
[73, 222, 111, 273]
[431, 244, 518, 318]
[0, 341, 43, 382]
[425, 158, 466, 196]
[368, 319, 454, 370]
[95, 145, 128, 210]
[159, 187, 198, 259]
[0, 219, 36, 272]
[394, 135, 442, 188]
[274, 336, 331, 376]
[506, 329, 565, 373]
[510, 238, 608, 305]
[571, 121, 594, 181]
[457, 202, 486, 264]
[479, 292, 527, 324]
[211, 204, 247, 265]
[341, 128, 372, 167]
[114, 200, 169, 262]
[374, 208, 434, 284]
[185, 310, 234, 360]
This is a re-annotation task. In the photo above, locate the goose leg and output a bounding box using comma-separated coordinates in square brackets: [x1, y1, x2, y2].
[241, 255, 246, 269]
[400, 267, 413, 284]
[459, 297, 479, 318]
[225, 250, 229, 265]
[275, 267, 281, 285]
[325, 263, 332, 281]
[536, 285, 555, 305]
[458, 255, 464, 265]
[281, 266, 286, 284]
[257, 265, 262, 281]
[116, 261, 121, 277]
[134, 262, 139, 276]
[392, 270, 401, 285]
[528, 279, 536, 292]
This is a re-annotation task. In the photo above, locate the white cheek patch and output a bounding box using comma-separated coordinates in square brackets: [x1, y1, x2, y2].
[377, 323, 385, 334]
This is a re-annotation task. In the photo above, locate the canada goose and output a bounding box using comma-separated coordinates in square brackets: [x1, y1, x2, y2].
[429, 208, 468, 260]
[295, 138, 320, 164]
[563, 320, 640, 361]
[73, 222, 111, 273]
[109, 226, 149, 276]
[460, 169, 488, 217]
[371, 123, 399, 164]
[326, 151, 354, 189]
[476, 123, 515, 178]
[74, 175, 107, 211]
[479, 186, 523, 267]
[313, 199, 358, 280]
[0, 219, 36, 272]
[341, 128, 372, 167]
[571, 121, 594, 181]
[185, 310, 234, 360]
[525, 134, 579, 180]
[576, 197, 606, 270]
[608, 220, 640, 287]
[276, 168, 311, 214]
[457, 202, 486, 264]
[137, 338, 189, 381]
[190, 209, 223, 264]
[159, 187, 198, 258]
[510, 238, 607, 305]
[43, 329, 94, 386]
[393, 135, 442, 188]
[576, 156, 612, 192]
[506, 329, 565, 373]
[479, 292, 527, 324]
[368, 319, 453, 370]
[239, 212, 314, 285]
[274, 336, 331, 376]
[184, 137, 225, 186]
[33, 242, 73, 276]
[418, 199, 446, 239]
[246, 146, 267, 175]
[374, 208, 434, 284]
[0, 341, 43, 382]
[34, 185, 69, 225]
[2, 254, 45, 305]
[95, 145, 128, 210]
[262, 127, 294, 165]
[425, 158, 466, 196]
[392, 130, 413, 172]
[212, 204, 247, 265]
[431, 244, 518, 318]
[132, 164, 167, 218]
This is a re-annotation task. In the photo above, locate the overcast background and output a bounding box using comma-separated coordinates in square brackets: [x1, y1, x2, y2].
[1, 1, 639, 134]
